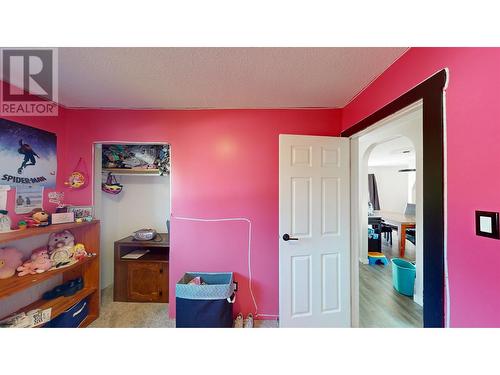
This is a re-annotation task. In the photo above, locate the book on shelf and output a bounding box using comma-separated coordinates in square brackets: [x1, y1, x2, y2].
[121, 249, 150, 260]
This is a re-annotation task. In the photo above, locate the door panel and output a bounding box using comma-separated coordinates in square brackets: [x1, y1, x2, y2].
[291, 177, 312, 237]
[291, 255, 312, 317]
[321, 177, 340, 236]
[321, 253, 340, 312]
[279, 134, 350, 327]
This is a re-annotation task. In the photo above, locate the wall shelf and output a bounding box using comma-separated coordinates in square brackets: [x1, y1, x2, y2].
[11, 287, 97, 327]
[0, 220, 99, 245]
[0, 256, 96, 299]
[102, 168, 164, 176]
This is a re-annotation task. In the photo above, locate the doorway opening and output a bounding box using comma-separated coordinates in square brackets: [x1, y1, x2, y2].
[92, 142, 172, 327]
[343, 69, 447, 328]
[352, 103, 423, 327]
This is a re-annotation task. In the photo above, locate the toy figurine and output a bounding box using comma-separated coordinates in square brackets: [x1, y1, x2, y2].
[73, 243, 88, 261]
[0, 210, 12, 232]
[17, 220, 27, 230]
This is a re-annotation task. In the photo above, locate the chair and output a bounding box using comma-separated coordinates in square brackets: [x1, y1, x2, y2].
[406, 228, 416, 245]
[404, 203, 416, 245]
[380, 222, 393, 245]
[404, 203, 416, 216]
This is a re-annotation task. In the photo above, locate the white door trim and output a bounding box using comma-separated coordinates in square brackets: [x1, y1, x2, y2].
[348, 101, 424, 327]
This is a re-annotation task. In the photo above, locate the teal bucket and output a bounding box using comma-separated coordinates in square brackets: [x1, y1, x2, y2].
[391, 258, 416, 297]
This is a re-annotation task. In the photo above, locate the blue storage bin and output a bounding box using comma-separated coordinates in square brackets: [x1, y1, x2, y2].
[45, 298, 89, 328]
[391, 258, 416, 297]
[176, 272, 235, 328]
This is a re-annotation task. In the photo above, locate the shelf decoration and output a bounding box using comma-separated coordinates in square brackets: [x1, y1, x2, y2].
[64, 157, 89, 189]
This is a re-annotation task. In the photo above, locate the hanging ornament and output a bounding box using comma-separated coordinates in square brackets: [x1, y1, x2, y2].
[65, 157, 89, 189]
[102, 172, 123, 195]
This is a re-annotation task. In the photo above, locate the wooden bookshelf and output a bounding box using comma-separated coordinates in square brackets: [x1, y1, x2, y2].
[0, 255, 95, 299]
[0, 220, 98, 244]
[19, 287, 97, 327]
[0, 220, 100, 328]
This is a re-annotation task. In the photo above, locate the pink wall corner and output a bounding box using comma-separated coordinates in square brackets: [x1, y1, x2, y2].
[1, 81, 68, 225]
[61, 108, 342, 318]
[342, 47, 500, 327]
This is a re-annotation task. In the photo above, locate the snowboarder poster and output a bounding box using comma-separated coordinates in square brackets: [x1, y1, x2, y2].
[0, 118, 57, 187]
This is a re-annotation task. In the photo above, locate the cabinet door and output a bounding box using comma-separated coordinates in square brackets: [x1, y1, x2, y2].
[127, 262, 163, 302]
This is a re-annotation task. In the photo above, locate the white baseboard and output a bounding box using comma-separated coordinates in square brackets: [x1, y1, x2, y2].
[413, 293, 423, 307]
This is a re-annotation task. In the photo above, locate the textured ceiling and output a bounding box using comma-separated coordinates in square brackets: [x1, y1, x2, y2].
[0, 48, 407, 109]
[52, 48, 407, 109]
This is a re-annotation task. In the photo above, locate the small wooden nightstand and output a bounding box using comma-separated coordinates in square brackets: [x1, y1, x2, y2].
[113, 233, 169, 303]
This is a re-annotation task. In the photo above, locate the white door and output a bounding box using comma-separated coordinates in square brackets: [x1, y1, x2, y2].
[279, 134, 350, 327]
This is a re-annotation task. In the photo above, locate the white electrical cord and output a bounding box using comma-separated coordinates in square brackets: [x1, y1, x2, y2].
[171, 215, 279, 319]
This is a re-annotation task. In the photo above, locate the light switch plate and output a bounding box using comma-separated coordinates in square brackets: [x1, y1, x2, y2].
[475, 211, 499, 239]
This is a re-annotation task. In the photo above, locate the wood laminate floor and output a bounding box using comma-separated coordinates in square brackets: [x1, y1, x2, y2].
[359, 232, 423, 328]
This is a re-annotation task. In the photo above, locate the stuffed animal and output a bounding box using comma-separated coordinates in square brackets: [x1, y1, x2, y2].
[29, 209, 49, 227]
[25, 209, 49, 228]
[17, 247, 53, 276]
[48, 230, 75, 252]
[49, 245, 73, 264]
[0, 248, 23, 279]
[31, 247, 49, 261]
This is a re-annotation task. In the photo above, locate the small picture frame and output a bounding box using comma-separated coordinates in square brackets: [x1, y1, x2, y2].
[475, 211, 499, 239]
[68, 205, 94, 220]
[51, 212, 75, 224]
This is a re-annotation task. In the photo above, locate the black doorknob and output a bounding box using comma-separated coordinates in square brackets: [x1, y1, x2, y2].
[282, 233, 299, 241]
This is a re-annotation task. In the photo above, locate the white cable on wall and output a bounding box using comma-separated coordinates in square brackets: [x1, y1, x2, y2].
[171, 215, 279, 319]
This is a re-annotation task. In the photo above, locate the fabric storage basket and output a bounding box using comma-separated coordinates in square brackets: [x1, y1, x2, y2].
[176, 272, 235, 328]
[45, 298, 89, 328]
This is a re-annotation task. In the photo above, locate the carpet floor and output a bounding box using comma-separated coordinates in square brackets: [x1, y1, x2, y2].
[90, 285, 277, 328]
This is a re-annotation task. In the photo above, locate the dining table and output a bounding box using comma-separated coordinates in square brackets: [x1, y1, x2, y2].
[373, 210, 416, 258]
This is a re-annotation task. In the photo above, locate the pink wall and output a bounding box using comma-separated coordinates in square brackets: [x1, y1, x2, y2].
[60, 108, 341, 317]
[342, 48, 500, 327]
[4, 47, 500, 326]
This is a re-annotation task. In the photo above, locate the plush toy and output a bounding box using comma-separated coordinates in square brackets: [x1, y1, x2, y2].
[25, 209, 49, 228]
[17, 247, 53, 276]
[27, 208, 49, 227]
[49, 246, 73, 264]
[48, 230, 75, 265]
[0, 248, 23, 279]
[48, 230, 75, 252]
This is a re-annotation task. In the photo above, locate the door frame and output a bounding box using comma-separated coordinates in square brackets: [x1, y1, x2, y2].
[342, 69, 448, 328]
